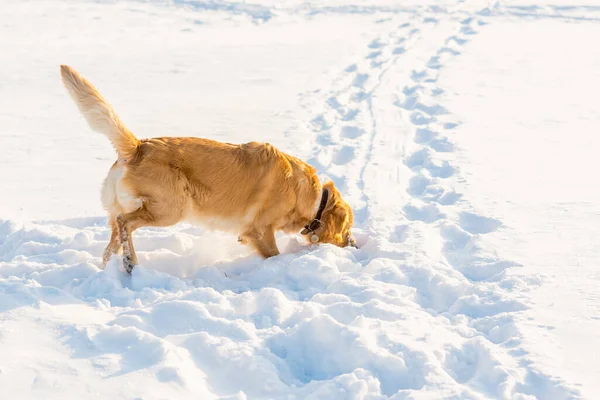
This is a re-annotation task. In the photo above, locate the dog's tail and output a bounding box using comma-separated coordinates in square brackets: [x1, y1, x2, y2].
[60, 65, 140, 159]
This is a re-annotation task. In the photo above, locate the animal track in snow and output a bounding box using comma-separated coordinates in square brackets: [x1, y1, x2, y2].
[368, 38, 384, 49]
[427, 160, 455, 179]
[351, 91, 369, 102]
[439, 46, 461, 56]
[408, 176, 462, 205]
[332, 146, 355, 165]
[340, 108, 360, 121]
[311, 114, 329, 131]
[410, 70, 428, 82]
[459, 212, 502, 235]
[327, 96, 342, 109]
[402, 96, 449, 116]
[352, 73, 369, 88]
[340, 126, 364, 139]
[403, 202, 445, 223]
[294, 9, 569, 397]
[414, 128, 436, 143]
[410, 111, 433, 125]
[405, 149, 455, 179]
[390, 9, 529, 308]
[366, 51, 382, 59]
[429, 137, 455, 152]
[447, 35, 468, 45]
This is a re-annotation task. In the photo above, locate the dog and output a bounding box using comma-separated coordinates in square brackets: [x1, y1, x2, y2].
[60, 65, 356, 273]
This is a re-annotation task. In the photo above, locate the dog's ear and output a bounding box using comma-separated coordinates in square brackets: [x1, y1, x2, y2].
[333, 203, 352, 227]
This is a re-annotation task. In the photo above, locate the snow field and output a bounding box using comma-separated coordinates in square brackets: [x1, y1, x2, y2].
[1, 0, 597, 398]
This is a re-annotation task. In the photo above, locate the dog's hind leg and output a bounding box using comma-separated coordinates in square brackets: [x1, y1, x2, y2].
[240, 226, 280, 258]
[102, 217, 122, 267]
[115, 208, 154, 273]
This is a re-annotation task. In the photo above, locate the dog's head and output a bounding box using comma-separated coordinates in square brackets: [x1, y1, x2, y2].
[305, 181, 356, 248]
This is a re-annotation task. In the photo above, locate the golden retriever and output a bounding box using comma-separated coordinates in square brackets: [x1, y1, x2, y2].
[60, 65, 356, 273]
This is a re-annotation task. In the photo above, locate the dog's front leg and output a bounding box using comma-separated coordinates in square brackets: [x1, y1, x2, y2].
[239, 226, 280, 258]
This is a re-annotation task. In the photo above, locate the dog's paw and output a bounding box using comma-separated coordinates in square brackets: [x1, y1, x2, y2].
[122, 255, 135, 274]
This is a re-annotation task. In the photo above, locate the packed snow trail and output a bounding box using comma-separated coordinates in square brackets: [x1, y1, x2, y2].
[0, 0, 595, 399]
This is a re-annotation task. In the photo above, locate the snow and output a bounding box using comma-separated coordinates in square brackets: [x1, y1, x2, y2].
[440, 12, 600, 398]
[0, 0, 598, 399]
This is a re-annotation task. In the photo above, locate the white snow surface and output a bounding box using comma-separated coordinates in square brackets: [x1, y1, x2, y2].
[1, 0, 598, 399]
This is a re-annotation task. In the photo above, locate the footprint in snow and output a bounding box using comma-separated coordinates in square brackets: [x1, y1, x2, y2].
[437, 191, 462, 205]
[332, 146, 355, 165]
[366, 51, 382, 59]
[414, 128, 437, 143]
[438, 46, 461, 56]
[352, 73, 369, 88]
[458, 212, 502, 235]
[405, 148, 431, 169]
[408, 175, 462, 205]
[406, 149, 455, 178]
[403, 203, 445, 223]
[418, 102, 449, 117]
[410, 70, 428, 82]
[402, 97, 448, 117]
[327, 96, 342, 109]
[429, 137, 455, 152]
[447, 35, 468, 46]
[410, 111, 433, 126]
[340, 126, 365, 139]
[444, 122, 460, 130]
[311, 114, 329, 131]
[370, 60, 384, 69]
[461, 26, 477, 35]
[427, 56, 442, 69]
[408, 175, 434, 197]
[351, 91, 369, 102]
[368, 39, 384, 49]
[427, 161, 455, 179]
[341, 108, 360, 121]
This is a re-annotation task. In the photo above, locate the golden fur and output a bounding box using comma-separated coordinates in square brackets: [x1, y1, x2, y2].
[60, 65, 355, 272]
